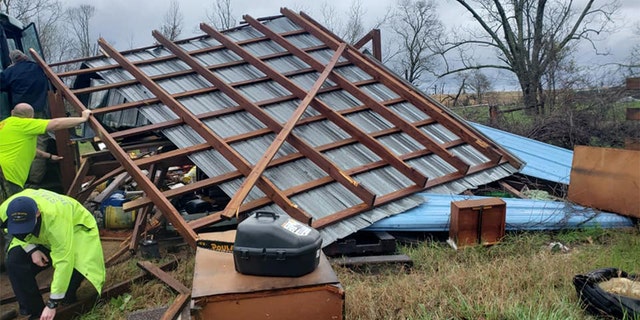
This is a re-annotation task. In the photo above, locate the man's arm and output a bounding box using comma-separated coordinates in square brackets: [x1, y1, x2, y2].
[35, 149, 62, 161]
[46, 109, 91, 131]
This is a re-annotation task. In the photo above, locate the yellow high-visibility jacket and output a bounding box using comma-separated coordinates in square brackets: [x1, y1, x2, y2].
[0, 188, 105, 299]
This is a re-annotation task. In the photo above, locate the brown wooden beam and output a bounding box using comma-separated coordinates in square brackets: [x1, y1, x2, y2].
[125, 118, 441, 215]
[137, 260, 191, 294]
[72, 43, 328, 97]
[499, 181, 527, 199]
[79, 143, 204, 198]
[161, 293, 191, 320]
[353, 29, 382, 61]
[32, 47, 199, 248]
[106, 75, 372, 141]
[56, 29, 309, 78]
[49, 91, 76, 193]
[190, 139, 467, 230]
[192, 25, 375, 210]
[88, 50, 343, 118]
[66, 158, 91, 197]
[55, 259, 179, 320]
[129, 204, 151, 252]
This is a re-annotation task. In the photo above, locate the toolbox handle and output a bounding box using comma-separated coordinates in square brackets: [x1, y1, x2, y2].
[254, 211, 279, 220]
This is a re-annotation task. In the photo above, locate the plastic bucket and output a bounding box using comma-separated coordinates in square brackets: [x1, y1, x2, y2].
[102, 192, 136, 229]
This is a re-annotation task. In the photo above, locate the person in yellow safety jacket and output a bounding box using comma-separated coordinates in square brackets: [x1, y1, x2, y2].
[0, 103, 92, 274]
[0, 188, 105, 320]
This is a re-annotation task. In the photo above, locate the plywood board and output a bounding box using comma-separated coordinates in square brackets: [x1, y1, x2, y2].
[568, 146, 640, 219]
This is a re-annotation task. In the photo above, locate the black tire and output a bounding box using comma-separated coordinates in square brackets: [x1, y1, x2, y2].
[573, 267, 640, 319]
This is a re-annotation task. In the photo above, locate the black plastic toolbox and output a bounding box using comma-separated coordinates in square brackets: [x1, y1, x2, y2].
[233, 211, 322, 277]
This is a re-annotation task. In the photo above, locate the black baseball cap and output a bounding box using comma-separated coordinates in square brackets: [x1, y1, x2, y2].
[6, 196, 38, 235]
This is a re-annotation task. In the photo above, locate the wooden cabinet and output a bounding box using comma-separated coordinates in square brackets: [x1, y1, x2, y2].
[449, 198, 506, 247]
[191, 231, 344, 320]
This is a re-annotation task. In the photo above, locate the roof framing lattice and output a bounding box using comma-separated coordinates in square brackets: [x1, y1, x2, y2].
[33, 8, 522, 248]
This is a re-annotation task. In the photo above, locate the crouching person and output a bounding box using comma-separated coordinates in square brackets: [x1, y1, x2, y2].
[0, 188, 105, 320]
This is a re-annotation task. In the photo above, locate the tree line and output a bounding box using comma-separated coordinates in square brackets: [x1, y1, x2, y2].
[4, 0, 638, 117]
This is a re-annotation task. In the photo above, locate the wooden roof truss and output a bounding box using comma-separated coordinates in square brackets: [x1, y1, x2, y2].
[33, 8, 521, 248]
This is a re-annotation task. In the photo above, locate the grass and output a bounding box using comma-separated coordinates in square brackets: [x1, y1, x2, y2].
[72, 226, 639, 320]
[336, 227, 640, 320]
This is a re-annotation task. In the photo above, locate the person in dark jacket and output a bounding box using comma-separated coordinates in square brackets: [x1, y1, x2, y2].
[0, 49, 50, 119]
[1, 50, 52, 186]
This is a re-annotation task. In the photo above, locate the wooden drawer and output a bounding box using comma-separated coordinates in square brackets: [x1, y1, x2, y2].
[449, 198, 506, 247]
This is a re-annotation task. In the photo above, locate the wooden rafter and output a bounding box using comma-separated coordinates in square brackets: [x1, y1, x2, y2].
[85, 54, 348, 119]
[353, 29, 382, 61]
[42, 11, 523, 236]
[123, 118, 445, 217]
[31, 48, 199, 248]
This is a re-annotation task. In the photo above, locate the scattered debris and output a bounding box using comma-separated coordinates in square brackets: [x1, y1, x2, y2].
[330, 254, 413, 270]
[548, 242, 570, 253]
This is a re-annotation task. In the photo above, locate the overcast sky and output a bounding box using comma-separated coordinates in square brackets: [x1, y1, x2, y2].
[61, 0, 639, 91]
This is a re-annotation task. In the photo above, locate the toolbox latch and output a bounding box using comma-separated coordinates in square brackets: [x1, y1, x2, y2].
[276, 250, 286, 261]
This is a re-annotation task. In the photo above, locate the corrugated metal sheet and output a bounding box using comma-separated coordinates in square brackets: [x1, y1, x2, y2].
[470, 122, 572, 184]
[366, 193, 634, 232]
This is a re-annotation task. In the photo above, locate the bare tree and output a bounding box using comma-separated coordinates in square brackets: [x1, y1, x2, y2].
[622, 23, 640, 76]
[0, 0, 57, 21]
[0, 0, 72, 62]
[319, 2, 342, 36]
[205, 0, 235, 30]
[443, 0, 619, 114]
[466, 70, 492, 104]
[342, 0, 366, 44]
[65, 4, 97, 58]
[317, 0, 370, 44]
[389, 0, 443, 85]
[159, 0, 183, 41]
[38, 8, 75, 64]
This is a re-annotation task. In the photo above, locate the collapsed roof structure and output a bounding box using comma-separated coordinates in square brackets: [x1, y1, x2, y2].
[34, 8, 523, 247]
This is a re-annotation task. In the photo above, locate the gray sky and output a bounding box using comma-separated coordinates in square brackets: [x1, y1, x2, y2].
[63, 0, 639, 91]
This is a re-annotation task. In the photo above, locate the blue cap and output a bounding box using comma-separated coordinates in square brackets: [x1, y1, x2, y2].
[6, 196, 38, 235]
